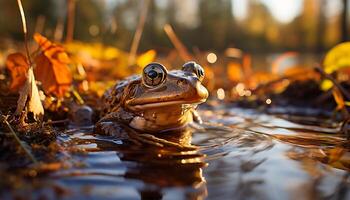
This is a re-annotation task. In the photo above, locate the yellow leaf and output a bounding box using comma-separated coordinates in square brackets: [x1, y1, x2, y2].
[321, 42, 350, 90]
[345, 101, 350, 106]
[321, 79, 333, 91]
[136, 50, 156, 68]
[324, 42, 350, 74]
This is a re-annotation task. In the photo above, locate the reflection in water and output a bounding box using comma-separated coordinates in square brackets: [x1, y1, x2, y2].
[112, 129, 208, 199]
[54, 121, 274, 199]
[56, 128, 209, 199]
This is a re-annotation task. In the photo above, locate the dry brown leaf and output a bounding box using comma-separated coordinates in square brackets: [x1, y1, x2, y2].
[6, 53, 29, 91]
[33, 33, 72, 97]
[15, 68, 44, 121]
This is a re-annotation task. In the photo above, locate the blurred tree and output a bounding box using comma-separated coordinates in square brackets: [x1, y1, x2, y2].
[195, 0, 234, 50]
[316, 0, 327, 52]
[0, 0, 56, 40]
[341, 0, 349, 41]
[74, 0, 104, 42]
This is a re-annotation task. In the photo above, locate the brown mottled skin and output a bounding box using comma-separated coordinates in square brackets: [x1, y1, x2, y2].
[96, 61, 208, 136]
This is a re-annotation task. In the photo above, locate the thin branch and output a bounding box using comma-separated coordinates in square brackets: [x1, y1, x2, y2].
[164, 24, 193, 61]
[128, 0, 151, 66]
[3, 118, 38, 164]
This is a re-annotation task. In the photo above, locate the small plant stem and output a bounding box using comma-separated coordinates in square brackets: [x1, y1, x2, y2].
[4, 119, 38, 164]
[17, 0, 32, 66]
[164, 24, 192, 61]
[128, 0, 150, 66]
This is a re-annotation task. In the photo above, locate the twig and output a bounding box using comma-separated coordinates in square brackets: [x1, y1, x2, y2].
[66, 0, 76, 43]
[3, 118, 38, 164]
[17, 0, 32, 66]
[164, 24, 193, 61]
[128, 0, 150, 66]
[43, 119, 69, 125]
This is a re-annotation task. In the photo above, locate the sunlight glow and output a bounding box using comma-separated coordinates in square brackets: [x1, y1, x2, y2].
[232, 0, 248, 20]
[260, 0, 303, 23]
[217, 88, 225, 100]
[207, 53, 217, 64]
[266, 98, 272, 105]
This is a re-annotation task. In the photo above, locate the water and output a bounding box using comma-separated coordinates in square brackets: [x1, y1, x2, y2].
[11, 104, 350, 200]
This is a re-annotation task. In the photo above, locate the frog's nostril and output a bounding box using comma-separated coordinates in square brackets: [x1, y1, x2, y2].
[177, 78, 187, 86]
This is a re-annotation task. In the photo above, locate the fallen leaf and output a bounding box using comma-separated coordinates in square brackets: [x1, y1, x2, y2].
[15, 67, 44, 121]
[322, 42, 350, 90]
[6, 53, 29, 91]
[324, 42, 350, 74]
[33, 33, 72, 97]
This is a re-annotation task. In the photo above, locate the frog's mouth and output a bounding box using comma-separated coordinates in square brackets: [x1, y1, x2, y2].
[126, 99, 206, 111]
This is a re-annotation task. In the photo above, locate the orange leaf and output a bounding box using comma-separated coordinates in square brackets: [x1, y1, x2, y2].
[6, 53, 29, 91]
[33, 33, 72, 97]
[227, 62, 243, 82]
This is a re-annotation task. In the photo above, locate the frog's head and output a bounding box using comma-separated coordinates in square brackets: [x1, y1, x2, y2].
[125, 61, 208, 112]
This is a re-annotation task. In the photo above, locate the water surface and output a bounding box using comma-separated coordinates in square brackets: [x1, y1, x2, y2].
[15, 104, 350, 200]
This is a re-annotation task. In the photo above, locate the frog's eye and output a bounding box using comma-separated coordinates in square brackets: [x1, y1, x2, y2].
[182, 61, 205, 81]
[142, 63, 167, 87]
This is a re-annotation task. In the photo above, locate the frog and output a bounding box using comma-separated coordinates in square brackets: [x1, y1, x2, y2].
[95, 61, 209, 139]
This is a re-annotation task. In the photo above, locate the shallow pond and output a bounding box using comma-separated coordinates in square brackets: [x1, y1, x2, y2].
[13, 103, 350, 200]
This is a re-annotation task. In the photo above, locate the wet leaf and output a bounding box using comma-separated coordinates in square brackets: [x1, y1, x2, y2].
[33, 33, 72, 97]
[6, 53, 29, 91]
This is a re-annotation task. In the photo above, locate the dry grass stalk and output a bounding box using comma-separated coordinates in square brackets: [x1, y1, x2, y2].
[164, 24, 193, 61]
[3, 117, 38, 164]
[128, 0, 151, 66]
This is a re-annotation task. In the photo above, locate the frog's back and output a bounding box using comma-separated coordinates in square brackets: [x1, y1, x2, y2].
[101, 75, 140, 116]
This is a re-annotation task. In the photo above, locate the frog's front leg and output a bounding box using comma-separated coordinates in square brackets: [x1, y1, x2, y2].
[95, 110, 134, 138]
[192, 110, 203, 124]
[95, 121, 128, 138]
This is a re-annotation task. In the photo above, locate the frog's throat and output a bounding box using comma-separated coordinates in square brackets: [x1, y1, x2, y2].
[125, 99, 206, 111]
